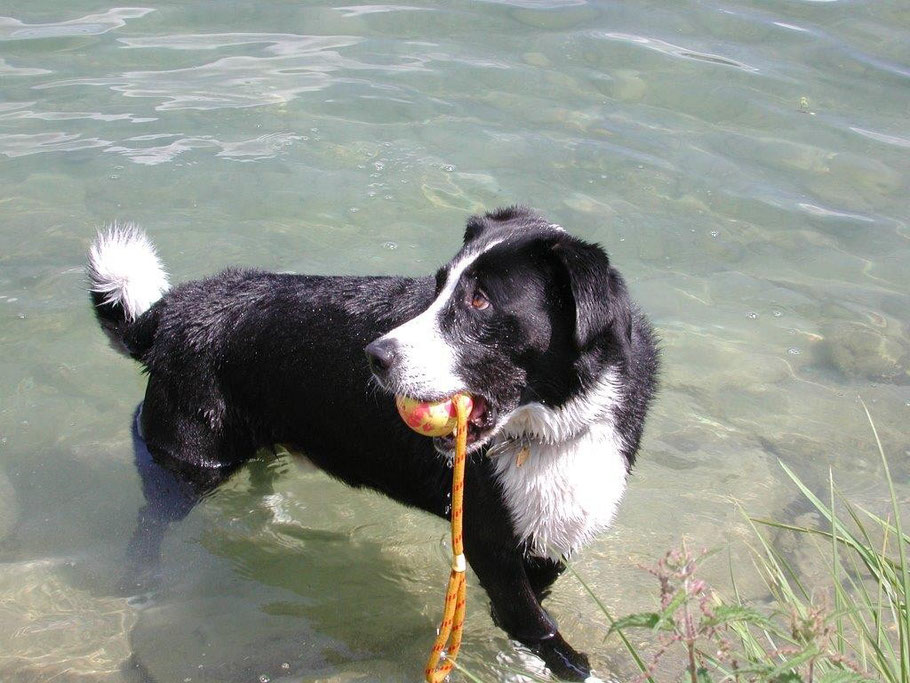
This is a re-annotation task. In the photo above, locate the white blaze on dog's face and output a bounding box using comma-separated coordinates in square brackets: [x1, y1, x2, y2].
[374, 237, 506, 400]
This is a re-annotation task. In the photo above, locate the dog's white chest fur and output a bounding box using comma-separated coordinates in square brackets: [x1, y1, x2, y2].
[491, 407, 628, 559]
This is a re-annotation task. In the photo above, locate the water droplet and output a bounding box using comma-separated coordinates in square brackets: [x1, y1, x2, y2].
[259, 676, 270, 683]
[787, 347, 800, 355]
[281, 663, 290, 670]
[772, 310, 783, 318]
[442, 164, 455, 172]
[382, 241, 398, 250]
[349, 207, 359, 213]
[747, 312, 758, 320]
[709, 231, 719, 238]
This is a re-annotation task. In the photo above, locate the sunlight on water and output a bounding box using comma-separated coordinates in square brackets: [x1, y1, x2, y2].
[0, 0, 907, 680]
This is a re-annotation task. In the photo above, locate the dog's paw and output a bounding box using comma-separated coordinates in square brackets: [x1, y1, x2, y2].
[528, 632, 592, 681]
[503, 641, 610, 683]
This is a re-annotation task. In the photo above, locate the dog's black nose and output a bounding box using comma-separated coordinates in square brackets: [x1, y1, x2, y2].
[365, 338, 397, 378]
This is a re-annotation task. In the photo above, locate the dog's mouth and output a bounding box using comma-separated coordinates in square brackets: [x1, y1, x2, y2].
[432, 394, 498, 454]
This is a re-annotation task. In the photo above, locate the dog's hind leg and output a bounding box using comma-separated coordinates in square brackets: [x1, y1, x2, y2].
[120, 399, 240, 595]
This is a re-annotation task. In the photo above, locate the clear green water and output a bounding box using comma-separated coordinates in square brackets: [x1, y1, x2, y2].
[1, 1, 908, 680]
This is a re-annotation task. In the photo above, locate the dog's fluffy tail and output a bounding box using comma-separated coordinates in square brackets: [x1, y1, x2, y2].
[87, 223, 169, 357]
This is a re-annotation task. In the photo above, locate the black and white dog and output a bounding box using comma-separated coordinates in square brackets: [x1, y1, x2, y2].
[88, 206, 658, 681]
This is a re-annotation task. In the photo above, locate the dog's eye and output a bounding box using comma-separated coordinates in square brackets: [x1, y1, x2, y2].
[470, 291, 490, 311]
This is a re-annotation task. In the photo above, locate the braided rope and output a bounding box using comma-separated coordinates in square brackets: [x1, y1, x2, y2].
[425, 394, 472, 682]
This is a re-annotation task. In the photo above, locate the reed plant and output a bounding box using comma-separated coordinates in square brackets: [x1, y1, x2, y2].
[591, 403, 908, 682]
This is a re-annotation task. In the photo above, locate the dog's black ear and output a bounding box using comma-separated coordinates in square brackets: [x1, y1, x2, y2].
[463, 215, 489, 243]
[550, 236, 633, 357]
[464, 206, 535, 243]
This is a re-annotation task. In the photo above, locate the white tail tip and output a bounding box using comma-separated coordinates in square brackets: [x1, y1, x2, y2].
[87, 223, 169, 321]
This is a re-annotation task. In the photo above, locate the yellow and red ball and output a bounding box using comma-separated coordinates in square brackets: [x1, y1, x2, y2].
[395, 394, 473, 437]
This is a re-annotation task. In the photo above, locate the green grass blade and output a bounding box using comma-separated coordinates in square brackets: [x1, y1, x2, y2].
[855, 505, 910, 546]
[837, 489, 900, 679]
[565, 562, 655, 682]
[860, 401, 910, 682]
[830, 468, 845, 658]
[743, 511, 811, 609]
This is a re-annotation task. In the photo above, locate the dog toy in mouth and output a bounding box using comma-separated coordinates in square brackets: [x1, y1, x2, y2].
[395, 394, 473, 437]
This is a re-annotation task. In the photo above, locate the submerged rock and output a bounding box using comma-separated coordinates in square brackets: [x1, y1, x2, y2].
[128, 595, 354, 682]
[0, 560, 136, 679]
[0, 469, 18, 542]
[820, 319, 908, 383]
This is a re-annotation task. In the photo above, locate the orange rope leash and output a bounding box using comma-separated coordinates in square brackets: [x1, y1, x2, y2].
[424, 393, 472, 682]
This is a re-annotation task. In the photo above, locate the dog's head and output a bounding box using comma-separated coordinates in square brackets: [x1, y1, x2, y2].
[366, 206, 633, 453]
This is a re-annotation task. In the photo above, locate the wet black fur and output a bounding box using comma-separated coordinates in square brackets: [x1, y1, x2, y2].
[92, 207, 659, 681]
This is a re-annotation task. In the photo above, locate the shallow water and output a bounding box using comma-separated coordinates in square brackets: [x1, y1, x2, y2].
[1, 1, 908, 680]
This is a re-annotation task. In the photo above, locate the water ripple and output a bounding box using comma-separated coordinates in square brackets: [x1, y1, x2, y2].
[850, 126, 910, 150]
[38, 33, 432, 111]
[593, 31, 759, 72]
[40, 60, 336, 111]
[117, 32, 361, 54]
[0, 132, 110, 158]
[476, 0, 586, 6]
[0, 108, 155, 123]
[0, 8, 153, 40]
[797, 202, 876, 223]
[334, 5, 432, 17]
[105, 132, 304, 165]
[0, 58, 51, 76]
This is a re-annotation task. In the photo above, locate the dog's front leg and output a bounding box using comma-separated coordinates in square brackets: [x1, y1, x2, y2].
[463, 471, 593, 680]
[464, 534, 592, 680]
[524, 555, 566, 602]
